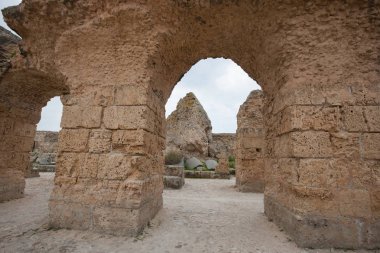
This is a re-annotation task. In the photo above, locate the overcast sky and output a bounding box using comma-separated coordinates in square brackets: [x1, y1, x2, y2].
[1, 0, 261, 133]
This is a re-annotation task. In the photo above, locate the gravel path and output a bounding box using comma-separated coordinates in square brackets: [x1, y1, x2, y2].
[0, 173, 375, 253]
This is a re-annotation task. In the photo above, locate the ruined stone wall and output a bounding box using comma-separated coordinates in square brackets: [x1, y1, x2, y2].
[2, 0, 379, 249]
[30, 131, 58, 172]
[235, 90, 265, 193]
[209, 133, 235, 159]
[0, 24, 67, 201]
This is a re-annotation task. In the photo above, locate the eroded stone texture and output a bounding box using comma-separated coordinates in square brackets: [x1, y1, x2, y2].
[209, 133, 235, 159]
[30, 131, 58, 173]
[215, 154, 230, 179]
[166, 92, 212, 158]
[2, 0, 379, 248]
[235, 90, 265, 193]
[0, 25, 66, 202]
[163, 165, 185, 189]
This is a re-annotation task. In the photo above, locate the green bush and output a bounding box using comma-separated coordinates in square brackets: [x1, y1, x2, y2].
[165, 151, 183, 165]
[228, 156, 235, 169]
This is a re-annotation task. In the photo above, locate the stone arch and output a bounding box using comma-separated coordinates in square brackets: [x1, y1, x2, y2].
[0, 58, 69, 202]
[2, 0, 379, 249]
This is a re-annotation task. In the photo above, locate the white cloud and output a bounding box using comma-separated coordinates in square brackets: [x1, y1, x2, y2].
[166, 58, 261, 133]
[37, 97, 63, 132]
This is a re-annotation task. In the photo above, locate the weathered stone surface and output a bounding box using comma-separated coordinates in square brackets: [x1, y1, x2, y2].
[215, 154, 230, 178]
[163, 165, 185, 189]
[166, 93, 212, 158]
[209, 134, 235, 159]
[236, 90, 265, 193]
[1, 1, 379, 249]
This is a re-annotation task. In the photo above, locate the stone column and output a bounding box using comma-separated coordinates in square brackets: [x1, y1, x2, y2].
[263, 14, 380, 248]
[49, 84, 165, 235]
[215, 153, 230, 179]
[0, 106, 37, 202]
[235, 90, 265, 192]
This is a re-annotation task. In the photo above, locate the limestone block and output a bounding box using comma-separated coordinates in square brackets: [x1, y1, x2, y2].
[370, 190, 380, 218]
[61, 86, 115, 107]
[103, 106, 147, 130]
[330, 132, 360, 159]
[366, 106, 380, 132]
[112, 129, 165, 155]
[49, 201, 92, 230]
[80, 153, 101, 178]
[0, 135, 34, 152]
[97, 153, 135, 180]
[103, 106, 162, 135]
[298, 159, 351, 189]
[351, 160, 378, 189]
[363, 133, 380, 159]
[58, 129, 90, 152]
[163, 176, 184, 189]
[61, 105, 103, 128]
[93, 206, 141, 236]
[12, 121, 36, 137]
[342, 106, 368, 132]
[275, 131, 332, 158]
[88, 129, 112, 153]
[55, 152, 84, 177]
[114, 85, 155, 109]
[0, 118, 14, 135]
[215, 156, 230, 175]
[115, 176, 164, 209]
[280, 105, 341, 134]
[338, 189, 372, 219]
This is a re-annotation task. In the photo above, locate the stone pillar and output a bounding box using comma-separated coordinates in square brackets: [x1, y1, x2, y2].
[49, 85, 165, 235]
[263, 14, 380, 248]
[235, 90, 265, 192]
[215, 154, 230, 179]
[0, 108, 37, 201]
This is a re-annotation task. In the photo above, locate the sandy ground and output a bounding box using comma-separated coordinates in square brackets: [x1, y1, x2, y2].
[0, 173, 377, 253]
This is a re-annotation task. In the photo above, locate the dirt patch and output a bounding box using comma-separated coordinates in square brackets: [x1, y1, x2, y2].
[0, 174, 374, 253]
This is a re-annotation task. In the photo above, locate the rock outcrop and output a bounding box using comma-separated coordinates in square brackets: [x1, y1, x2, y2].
[166, 92, 212, 158]
[235, 90, 265, 192]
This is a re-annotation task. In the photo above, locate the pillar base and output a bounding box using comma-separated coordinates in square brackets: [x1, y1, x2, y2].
[49, 175, 163, 236]
[0, 177, 25, 202]
[264, 195, 380, 249]
[237, 181, 265, 193]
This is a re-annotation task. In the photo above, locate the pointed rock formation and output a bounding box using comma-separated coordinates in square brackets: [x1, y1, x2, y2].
[166, 92, 212, 158]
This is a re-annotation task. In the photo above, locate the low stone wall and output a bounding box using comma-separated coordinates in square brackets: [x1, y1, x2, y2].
[184, 170, 230, 179]
[30, 131, 58, 172]
[163, 165, 185, 189]
[209, 133, 235, 159]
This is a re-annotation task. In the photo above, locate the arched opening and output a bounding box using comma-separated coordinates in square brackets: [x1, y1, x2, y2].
[28, 96, 62, 178]
[1, 1, 377, 250]
[164, 57, 264, 187]
[160, 57, 273, 250]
